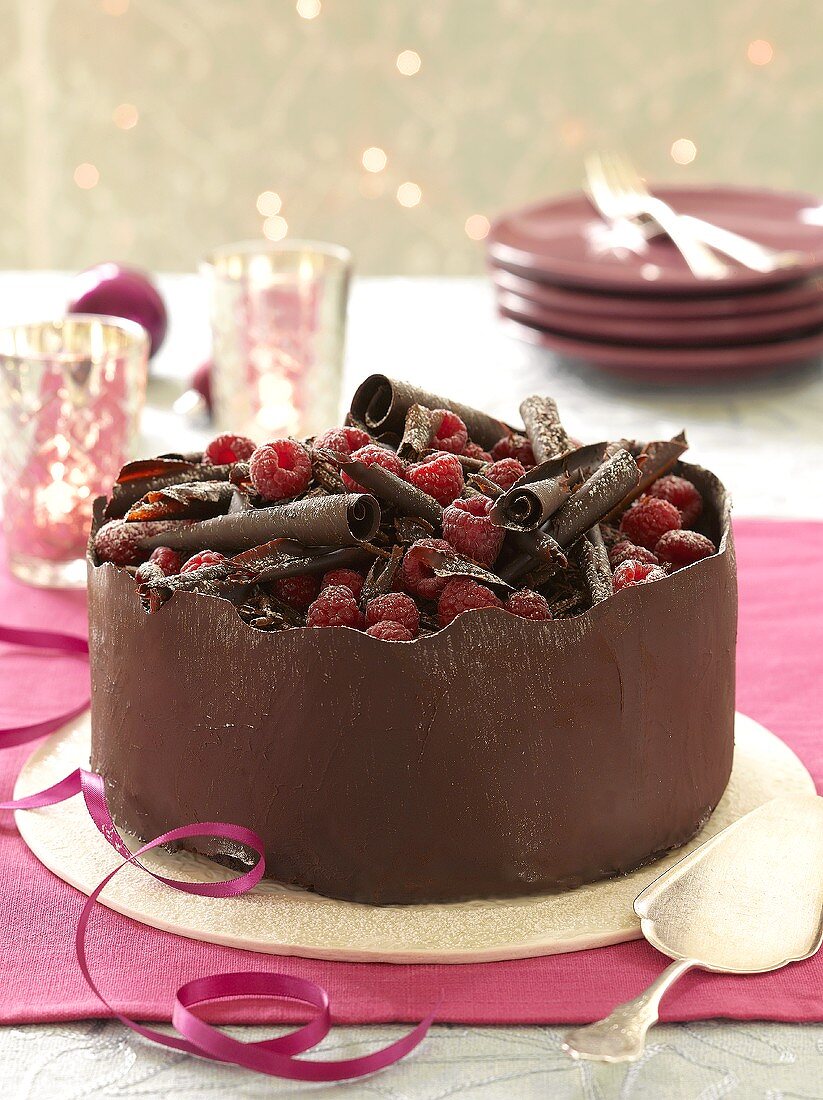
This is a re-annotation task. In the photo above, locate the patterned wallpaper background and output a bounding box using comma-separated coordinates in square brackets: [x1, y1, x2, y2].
[4, 0, 822, 275]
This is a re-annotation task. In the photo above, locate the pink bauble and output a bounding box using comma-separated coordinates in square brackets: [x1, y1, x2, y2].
[191, 360, 213, 413]
[68, 263, 168, 357]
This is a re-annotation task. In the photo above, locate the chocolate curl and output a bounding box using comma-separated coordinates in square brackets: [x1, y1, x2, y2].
[228, 487, 254, 514]
[337, 457, 442, 528]
[404, 544, 512, 590]
[359, 544, 404, 608]
[350, 374, 510, 450]
[547, 449, 641, 548]
[602, 432, 689, 522]
[519, 395, 572, 461]
[310, 449, 346, 494]
[397, 404, 437, 461]
[125, 481, 235, 522]
[499, 530, 567, 582]
[140, 560, 235, 613]
[571, 529, 612, 606]
[243, 546, 373, 585]
[138, 494, 381, 554]
[105, 462, 235, 518]
[513, 441, 609, 490]
[490, 474, 571, 532]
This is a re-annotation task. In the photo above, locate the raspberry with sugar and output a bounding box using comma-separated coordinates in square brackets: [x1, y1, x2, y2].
[94, 519, 185, 566]
[400, 538, 452, 600]
[609, 539, 659, 568]
[438, 577, 502, 626]
[249, 439, 312, 501]
[648, 474, 703, 527]
[306, 585, 365, 629]
[432, 409, 468, 455]
[272, 573, 321, 610]
[365, 592, 420, 636]
[442, 496, 504, 567]
[612, 559, 668, 591]
[341, 444, 404, 492]
[180, 550, 228, 574]
[314, 426, 371, 456]
[463, 441, 493, 462]
[147, 546, 182, 576]
[485, 458, 526, 491]
[204, 433, 256, 466]
[321, 568, 364, 599]
[491, 433, 535, 467]
[655, 529, 716, 569]
[506, 589, 553, 620]
[405, 452, 464, 506]
[620, 496, 681, 550]
[366, 621, 414, 641]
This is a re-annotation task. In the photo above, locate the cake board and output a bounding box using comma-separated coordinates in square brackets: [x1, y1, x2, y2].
[15, 712, 814, 965]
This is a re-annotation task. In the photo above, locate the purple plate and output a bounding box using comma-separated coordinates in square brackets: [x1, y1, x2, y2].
[500, 314, 823, 380]
[488, 184, 823, 295]
[496, 288, 823, 348]
[491, 266, 823, 319]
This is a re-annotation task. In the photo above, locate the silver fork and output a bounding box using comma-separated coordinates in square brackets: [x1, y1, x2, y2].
[586, 152, 728, 280]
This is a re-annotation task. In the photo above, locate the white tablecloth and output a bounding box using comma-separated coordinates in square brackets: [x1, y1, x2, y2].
[2, 273, 822, 1098]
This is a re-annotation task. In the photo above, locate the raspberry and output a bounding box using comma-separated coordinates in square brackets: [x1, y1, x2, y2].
[272, 573, 321, 610]
[341, 444, 404, 492]
[321, 568, 364, 599]
[485, 458, 526, 491]
[249, 439, 312, 501]
[180, 550, 228, 574]
[648, 474, 703, 527]
[314, 426, 371, 456]
[432, 410, 468, 455]
[442, 496, 504, 567]
[306, 585, 365, 629]
[366, 621, 414, 641]
[491, 434, 535, 467]
[506, 589, 553, 620]
[400, 538, 452, 600]
[437, 577, 502, 627]
[463, 441, 493, 462]
[609, 539, 659, 568]
[620, 496, 681, 550]
[148, 546, 182, 576]
[365, 592, 420, 636]
[612, 559, 668, 592]
[203, 433, 256, 465]
[94, 519, 184, 566]
[655, 529, 716, 569]
[405, 452, 464, 506]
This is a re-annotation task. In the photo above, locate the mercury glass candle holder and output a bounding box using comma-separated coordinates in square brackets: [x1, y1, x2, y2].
[202, 240, 351, 441]
[0, 316, 149, 588]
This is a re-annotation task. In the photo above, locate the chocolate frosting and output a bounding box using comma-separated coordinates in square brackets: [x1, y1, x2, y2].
[350, 374, 510, 450]
[88, 462, 736, 906]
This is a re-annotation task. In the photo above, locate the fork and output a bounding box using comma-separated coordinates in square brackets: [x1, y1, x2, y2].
[586, 152, 728, 280]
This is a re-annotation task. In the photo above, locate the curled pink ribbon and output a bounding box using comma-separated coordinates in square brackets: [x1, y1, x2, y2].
[0, 624, 434, 1081]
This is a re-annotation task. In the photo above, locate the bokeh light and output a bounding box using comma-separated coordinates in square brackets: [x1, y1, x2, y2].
[464, 214, 490, 240]
[747, 39, 774, 65]
[362, 147, 388, 172]
[74, 163, 100, 189]
[113, 103, 139, 129]
[296, 0, 321, 19]
[396, 182, 422, 207]
[396, 50, 422, 76]
[670, 138, 697, 165]
[263, 215, 289, 241]
[256, 191, 282, 216]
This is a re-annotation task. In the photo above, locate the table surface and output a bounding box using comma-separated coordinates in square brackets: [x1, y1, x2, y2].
[2, 272, 823, 1099]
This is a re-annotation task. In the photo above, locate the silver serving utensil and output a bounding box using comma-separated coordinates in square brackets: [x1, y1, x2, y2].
[563, 795, 823, 1063]
[586, 152, 729, 280]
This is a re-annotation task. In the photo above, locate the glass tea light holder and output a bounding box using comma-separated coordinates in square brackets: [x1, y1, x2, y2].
[202, 240, 352, 441]
[0, 316, 149, 588]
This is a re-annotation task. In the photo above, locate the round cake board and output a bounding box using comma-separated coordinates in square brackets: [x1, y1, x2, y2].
[15, 712, 815, 965]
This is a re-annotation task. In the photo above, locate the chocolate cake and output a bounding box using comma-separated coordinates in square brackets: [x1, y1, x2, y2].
[88, 376, 736, 905]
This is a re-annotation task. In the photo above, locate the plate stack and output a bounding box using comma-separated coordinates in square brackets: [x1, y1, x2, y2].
[487, 185, 823, 380]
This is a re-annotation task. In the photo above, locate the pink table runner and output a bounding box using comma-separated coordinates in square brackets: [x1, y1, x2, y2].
[1, 519, 821, 1026]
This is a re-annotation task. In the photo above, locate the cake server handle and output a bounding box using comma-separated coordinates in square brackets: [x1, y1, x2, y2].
[561, 958, 695, 1063]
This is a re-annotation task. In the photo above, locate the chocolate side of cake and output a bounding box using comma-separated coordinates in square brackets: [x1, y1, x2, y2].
[88, 460, 736, 905]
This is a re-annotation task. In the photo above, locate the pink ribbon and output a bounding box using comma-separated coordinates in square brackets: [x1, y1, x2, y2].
[0, 624, 434, 1081]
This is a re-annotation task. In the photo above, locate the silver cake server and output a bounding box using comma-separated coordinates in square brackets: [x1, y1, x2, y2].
[563, 795, 823, 1063]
